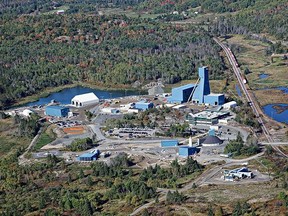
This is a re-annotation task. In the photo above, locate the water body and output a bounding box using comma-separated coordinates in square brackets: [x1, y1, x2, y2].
[277, 86, 288, 94]
[25, 86, 140, 106]
[263, 103, 288, 124]
[235, 84, 242, 96]
[258, 74, 269, 79]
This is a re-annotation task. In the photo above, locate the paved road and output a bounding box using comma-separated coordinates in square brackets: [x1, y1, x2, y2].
[213, 38, 288, 158]
[261, 142, 288, 145]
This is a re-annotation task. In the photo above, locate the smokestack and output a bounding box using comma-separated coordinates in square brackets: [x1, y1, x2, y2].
[189, 136, 193, 147]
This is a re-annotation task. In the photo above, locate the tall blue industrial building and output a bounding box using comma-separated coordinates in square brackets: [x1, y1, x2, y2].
[168, 84, 195, 103]
[168, 67, 225, 106]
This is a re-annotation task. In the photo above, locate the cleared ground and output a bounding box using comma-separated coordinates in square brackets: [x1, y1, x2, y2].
[62, 126, 86, 135]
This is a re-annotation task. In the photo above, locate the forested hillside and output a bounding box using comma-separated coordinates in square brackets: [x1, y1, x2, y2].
[134, 0, 288, 40]
[0, 0, 287, 108]
[0, 15, 224, 108]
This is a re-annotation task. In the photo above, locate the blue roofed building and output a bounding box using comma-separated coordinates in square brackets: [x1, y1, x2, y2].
[179, 146, 197, 157]
[192, 67, 225, 106]
[161, 140, 178, 147]
[135, 101, 154, 110]
[45, 106, 69, 117]
[192, 66, 211, 104]
[78, 150, 99, 162]
[204, 93, 225, 106]
[168, 67, 225, 106]
[168, 84, 195, 103]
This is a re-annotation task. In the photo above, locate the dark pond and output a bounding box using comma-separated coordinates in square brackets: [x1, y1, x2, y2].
[25, 86, 140, 106]
[258, 74, 269, 79]
[263, 103, 288, 124]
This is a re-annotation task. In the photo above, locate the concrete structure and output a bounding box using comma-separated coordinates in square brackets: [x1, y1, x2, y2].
[220, 153, 232, 158]
[223, 167, 253, 179]
[148, 86, 164, 96]
[202, 135, 222, 146]
[102, 107, 120, 114]
[172, 104, 186, 110]
[179, 146, 197, 157]
[78, 149, 99, 162]
[45, 106, 69, 117]
[223, 101, 237, 109]
[187, 110, 230, 125]
[210, 125, 219, 131]
[161, 140, 178, 147]
[168, 67, 225, 105]
[127, 108, 139, 114]
[135, 101, 154, 110]
[71, 92, 99, 107]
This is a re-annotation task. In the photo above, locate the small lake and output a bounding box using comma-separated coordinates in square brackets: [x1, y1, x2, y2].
[263, 103, 288, 124]
[258, 74, 269, 79]
[277, 87, 288, 94]
[25, 86, 141, 106]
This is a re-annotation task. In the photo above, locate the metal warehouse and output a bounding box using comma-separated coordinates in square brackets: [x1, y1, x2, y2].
[168, 84, 195, 103]
[178, 146, 197, 157]
[77, 149, 99, 162]
[45, 106, 69, 117]
[168, 67, 225, 105]
[71, 92, 99, 107]
[161, 140, 178, 147]
[222, 101, 237, 109]
[135, 101, 154, 110]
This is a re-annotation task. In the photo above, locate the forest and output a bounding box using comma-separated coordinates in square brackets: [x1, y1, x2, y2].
[0, 148, 203, 215]
[0, 14, 225, 108]
[1, 0, 287, 108]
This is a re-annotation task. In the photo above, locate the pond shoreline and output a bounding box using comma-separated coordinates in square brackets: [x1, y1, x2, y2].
[11, 82, 140, 108]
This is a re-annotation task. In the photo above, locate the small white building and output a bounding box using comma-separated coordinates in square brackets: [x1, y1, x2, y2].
[71, 92, 99, 107]
[223, 101, 237, 109]
[56, 10, 65, 15]
[22, 109, 33, 117]
[172, 104, 186, 110]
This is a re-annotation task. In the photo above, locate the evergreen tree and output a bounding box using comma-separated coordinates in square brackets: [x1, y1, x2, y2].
[207, 205, 214, 216]
[82, 199, 93, 216]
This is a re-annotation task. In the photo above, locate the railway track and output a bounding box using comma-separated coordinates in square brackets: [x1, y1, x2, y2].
[213, 38, 287, 158]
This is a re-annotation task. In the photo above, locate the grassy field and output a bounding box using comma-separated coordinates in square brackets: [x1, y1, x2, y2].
[99, 8, 163, 19]
[42, 5, 70, 15]
[224, 35, 288, 105]
[33, 125, 56, 151]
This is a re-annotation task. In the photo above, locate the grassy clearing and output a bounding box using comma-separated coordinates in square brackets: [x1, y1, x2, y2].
[224, 35, 288, 107]
[34, 125, 56, 151]
[226, 35, 288, 90]
[99, 8, 163, 19]
[43, 5, 70, 15]
[253, 89, 288, 106]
